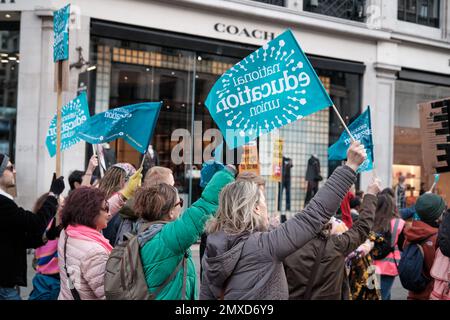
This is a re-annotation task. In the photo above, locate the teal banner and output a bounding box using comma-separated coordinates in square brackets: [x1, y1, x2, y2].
[205, 29, 333, 149]
[46, 92, 90, 157]
[53, 4, 70, 62]
[77, 102, 162, 154]
[328, 106, 374, 173]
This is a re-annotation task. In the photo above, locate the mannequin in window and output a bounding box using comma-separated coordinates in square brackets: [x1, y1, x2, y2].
[278, 156, 293, 213]
[141, 144, 159, 178]
[304, 154, 322, 205]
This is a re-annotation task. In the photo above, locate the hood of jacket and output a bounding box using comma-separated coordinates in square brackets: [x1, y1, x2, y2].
[404, 220, 438, 243]
[202, 231, 249, 292]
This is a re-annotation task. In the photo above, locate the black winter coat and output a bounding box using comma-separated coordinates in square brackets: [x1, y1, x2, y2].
[0, 194, 58, 287]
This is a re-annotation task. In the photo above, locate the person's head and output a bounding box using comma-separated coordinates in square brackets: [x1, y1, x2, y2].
[350, 197, 362, 211]
[0, 154, 15, 190]
[143, 166, 174, 187]
[373, 192, 397, 233]
[33, 192, 50, 213]
[206, 180, 268, 235]
[380, 187, 395, 198]
[398, 175, 406, 184]
[236, 172, 266, 192]
[98, 163, 136, 199]
[61, 187, 110, 231]
[415, 193, 446, 228]
[68, 170, 84, 190]
[133, 183, 183, 222]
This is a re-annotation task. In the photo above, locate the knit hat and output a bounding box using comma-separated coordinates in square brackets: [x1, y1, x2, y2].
[415, 193, 446, 225]
[0, 153, 9, 176]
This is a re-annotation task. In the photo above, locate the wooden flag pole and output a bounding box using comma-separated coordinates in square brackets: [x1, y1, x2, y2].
[55, 61, 63, 177]
[332, 104, 356, 142]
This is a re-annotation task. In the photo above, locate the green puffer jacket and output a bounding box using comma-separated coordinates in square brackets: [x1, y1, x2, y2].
[140, 169, 234, 300]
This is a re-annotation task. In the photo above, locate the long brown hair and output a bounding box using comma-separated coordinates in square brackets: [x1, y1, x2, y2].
[33, 192, 50, 213]
[373, 188, 398, 233]
[98, 167, 126, 199]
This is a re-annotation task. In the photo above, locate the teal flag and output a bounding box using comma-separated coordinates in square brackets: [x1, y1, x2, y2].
[328, 106, 374, 173]
[46, 92, 90, 157]
[77, 102, 162, 154]
[205, 29, 333, 149]
[53, 4, 70, 62]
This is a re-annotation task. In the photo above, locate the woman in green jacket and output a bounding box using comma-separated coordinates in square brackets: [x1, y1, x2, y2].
[133, 167, 235, 300]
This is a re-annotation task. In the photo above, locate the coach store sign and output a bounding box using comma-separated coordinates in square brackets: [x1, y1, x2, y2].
[214, 23, 275, 41]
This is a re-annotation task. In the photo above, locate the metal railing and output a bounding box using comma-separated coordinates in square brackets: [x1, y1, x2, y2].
[303, 0, 367, 22]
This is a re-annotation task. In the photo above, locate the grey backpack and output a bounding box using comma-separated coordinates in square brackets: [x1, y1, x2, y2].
[104, 221, 187, 300]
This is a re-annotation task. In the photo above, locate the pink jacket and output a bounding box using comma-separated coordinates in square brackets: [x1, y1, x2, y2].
[57, 229, 110, 300]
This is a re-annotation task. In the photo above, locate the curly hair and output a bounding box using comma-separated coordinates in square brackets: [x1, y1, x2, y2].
[61, 187, 106, 229]
[134, 183, 178, 222]
[98, 167, 126, 199]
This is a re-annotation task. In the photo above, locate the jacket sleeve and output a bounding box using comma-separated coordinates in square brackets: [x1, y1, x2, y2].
[161, 169, 235, 255]
[261, 165, 357, 261]
[333, 194, 377, 256]
[107, 193, 126, 219]
[0, 195, 58, 234]
[80, 248, 109, 300]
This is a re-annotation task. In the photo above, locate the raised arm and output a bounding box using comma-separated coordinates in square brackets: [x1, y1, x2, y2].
[161, 168, 235, 255]
[81, 155, 98, 187]
[261, 141, 366, 260]
[333, 178, 380, 256]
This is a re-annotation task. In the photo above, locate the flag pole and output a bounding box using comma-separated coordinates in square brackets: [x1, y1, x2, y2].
[332, 104, 356, 142]
[140, 152, 146, 170]
[92, 144, 104, 178]
[55, 61, 63, 177]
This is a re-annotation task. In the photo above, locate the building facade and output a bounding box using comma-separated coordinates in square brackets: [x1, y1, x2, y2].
[1, 0, 449, 211]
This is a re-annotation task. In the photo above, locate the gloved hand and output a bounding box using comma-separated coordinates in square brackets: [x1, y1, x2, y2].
[200, 160, 225, 188]
[49, 173, 65, 196]
[120, 167, 142, 200]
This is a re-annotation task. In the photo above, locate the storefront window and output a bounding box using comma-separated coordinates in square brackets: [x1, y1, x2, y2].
[394, 79, 450, 189]
[90, 27, 362, 211]
[0, 16, 19, 161]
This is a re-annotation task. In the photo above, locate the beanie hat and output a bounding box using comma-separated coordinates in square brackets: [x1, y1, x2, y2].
[415, 193, 446, 225]
[0, 153, 9, 176]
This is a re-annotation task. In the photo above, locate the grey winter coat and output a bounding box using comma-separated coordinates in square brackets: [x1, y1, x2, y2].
[200, 165, 357, 300]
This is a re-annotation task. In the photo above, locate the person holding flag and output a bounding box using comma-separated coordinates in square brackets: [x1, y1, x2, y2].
[200, 141, 366, 300]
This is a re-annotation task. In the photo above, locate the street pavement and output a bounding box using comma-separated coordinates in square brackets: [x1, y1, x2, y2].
[22, 243, 408, 300]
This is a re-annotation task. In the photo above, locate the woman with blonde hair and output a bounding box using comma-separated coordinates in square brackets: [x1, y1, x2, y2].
[200, 141, 367, 300]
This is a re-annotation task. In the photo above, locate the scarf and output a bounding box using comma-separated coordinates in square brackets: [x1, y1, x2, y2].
[66, 224, 113, 253]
